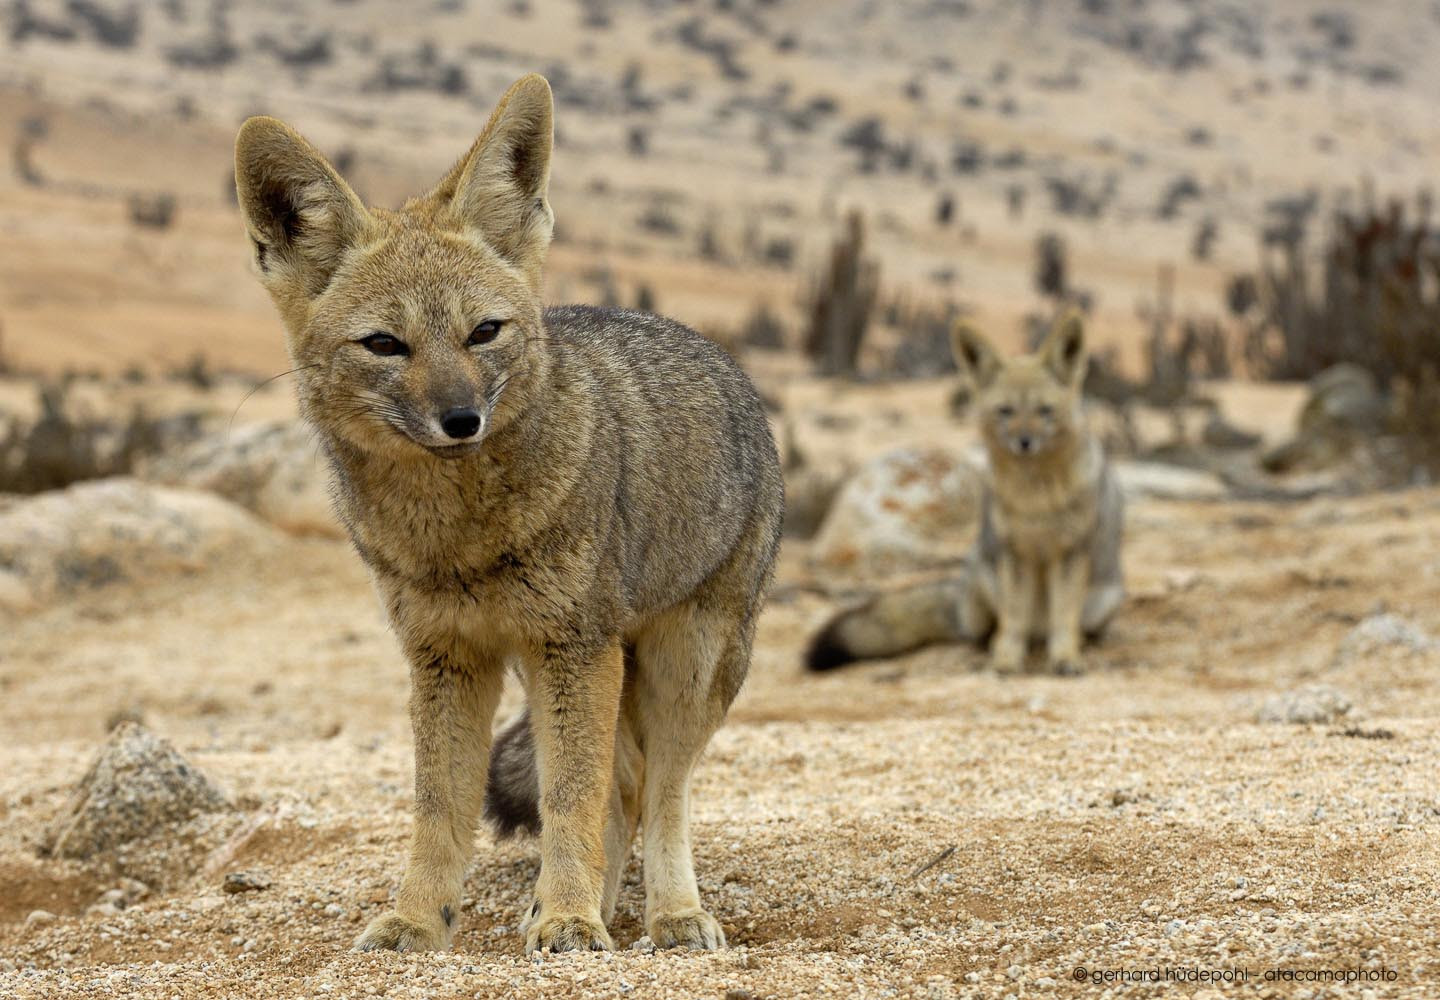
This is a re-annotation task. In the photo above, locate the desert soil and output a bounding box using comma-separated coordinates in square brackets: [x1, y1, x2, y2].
[3, 378, 1440, 998]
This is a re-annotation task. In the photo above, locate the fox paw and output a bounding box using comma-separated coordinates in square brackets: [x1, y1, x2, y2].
[649, 908, 726, 950]
[1049, 655, 1085, 676]
[525, 913, 612, 953]
[990, 638, 1027, 675]
[354, 911, 451, 953]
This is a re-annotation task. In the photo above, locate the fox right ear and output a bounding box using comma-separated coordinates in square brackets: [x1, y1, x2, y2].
[431, 74, 555, 291]
[950, 322, 1002, 388]
[234, 117, 372, 302]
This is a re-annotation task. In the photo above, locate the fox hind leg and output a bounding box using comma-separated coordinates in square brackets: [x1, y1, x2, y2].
[631, 604, 748, 950]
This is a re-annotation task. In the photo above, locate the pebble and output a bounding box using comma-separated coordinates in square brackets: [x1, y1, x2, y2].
[223, 871, 272, 894]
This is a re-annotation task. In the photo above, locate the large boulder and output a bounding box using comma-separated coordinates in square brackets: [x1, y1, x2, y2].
[44, 722, 228, 859]
[139, 421, 340, 537]
[811, 447, 983, 575]
[0, 478, 280, 613]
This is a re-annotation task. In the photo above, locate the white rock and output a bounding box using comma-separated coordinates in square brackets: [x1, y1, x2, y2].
[1257, 685, 1352, 725]
[0, 478, 280, 614]
[811, 447, 983, 574]
[1337, 613, 1435, 660]
[24, 910, 56, 929]
[140, 421, 340, 537]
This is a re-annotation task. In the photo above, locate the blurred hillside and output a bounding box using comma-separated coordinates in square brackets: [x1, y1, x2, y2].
[1, 0, 1438, 374]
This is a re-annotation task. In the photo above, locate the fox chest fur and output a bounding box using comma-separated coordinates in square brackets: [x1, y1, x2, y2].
[983, 439, 1103, 562]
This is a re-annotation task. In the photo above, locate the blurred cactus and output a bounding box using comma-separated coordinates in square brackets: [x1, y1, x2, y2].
[1242, 192, 1440, 383]
[803, 211, 879, 376]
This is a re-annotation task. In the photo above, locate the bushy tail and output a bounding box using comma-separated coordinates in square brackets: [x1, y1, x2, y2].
[805, 576, 979, 671]
[484, 709, 540, 838]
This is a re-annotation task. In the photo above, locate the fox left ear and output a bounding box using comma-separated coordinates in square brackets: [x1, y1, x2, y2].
[434, 74, 554, 290]
[234, 116, 373, 303]
[1041, 310, 1087, 385]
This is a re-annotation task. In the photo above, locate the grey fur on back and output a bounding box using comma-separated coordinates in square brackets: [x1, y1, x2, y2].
[529, 305, 782, 621]
[470, 306, 783, 835]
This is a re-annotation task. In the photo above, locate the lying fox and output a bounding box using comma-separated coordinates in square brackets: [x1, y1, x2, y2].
[808, 313, 1123, 674]
[234, 75, 783, 954]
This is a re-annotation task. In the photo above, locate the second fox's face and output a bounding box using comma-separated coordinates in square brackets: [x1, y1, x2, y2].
[293, 219, 545, 461]
[975, 361, 1081, 459]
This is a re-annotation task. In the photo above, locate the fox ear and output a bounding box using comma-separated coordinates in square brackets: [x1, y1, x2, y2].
[433, 74, 554, 290]
[950, 322, 1001, 388]
[234, 117, 372, 301]
[1041, 310, 1087, 385]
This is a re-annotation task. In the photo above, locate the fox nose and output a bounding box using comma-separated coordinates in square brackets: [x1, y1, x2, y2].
[440, 407, 482, 440]
[1016, 435, 1035, 454]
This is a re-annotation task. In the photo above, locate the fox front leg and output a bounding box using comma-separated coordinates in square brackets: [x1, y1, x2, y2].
[1046, 550, 1090, 675]
[520, 641, 625, 953]
[356, 640, 503, 953]
[991, 551, 1037, 673]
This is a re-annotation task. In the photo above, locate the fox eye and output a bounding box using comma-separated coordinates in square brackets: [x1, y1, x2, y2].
[1036, 404, 1055, 419]
[468, 320, 504, 346]
[359, 333, 408, 357]
[995, 404, 1016, 419]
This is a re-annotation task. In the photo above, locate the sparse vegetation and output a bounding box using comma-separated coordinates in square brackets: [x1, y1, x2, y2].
[803, 211, 879, 376]
[0, 380, 199, 494]
[127, 192, 177, 230]
[883, 298, 961, 379]
[1235, 191, 1440, 473]
[740, 301, 786, 351]
[366, 42, 467, 96]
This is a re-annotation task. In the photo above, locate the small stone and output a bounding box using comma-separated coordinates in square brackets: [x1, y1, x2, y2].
[629, 935, 656, 952]
[44, 723, 227, 859]
[1336, 613, 1435, 664]
[25, 910, 56, 929]
[223, 871, 271, 894]
[1257, 685, 1352, 725]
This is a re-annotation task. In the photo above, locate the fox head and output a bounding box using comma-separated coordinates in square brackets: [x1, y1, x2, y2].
[950, 313, 1088, 460]
[234, 74, 555, 461]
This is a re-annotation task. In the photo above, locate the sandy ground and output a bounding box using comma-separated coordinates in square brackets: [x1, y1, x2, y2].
[3, 459, 1440, 997]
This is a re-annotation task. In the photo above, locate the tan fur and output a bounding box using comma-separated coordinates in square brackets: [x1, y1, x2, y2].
[807, 313, 1123, 674]
[234, 75, 783, 954]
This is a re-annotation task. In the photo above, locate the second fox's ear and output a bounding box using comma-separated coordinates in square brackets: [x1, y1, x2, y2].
[1041, 310, 1087, 385]
[234, 117, 372, 301]
[950, 322, 1002, 388]
[433, 74, 554, 289]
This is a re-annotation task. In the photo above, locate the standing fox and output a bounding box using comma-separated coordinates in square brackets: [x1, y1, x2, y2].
[807, 314, 1123, 674]
[234, 75, 783, 954]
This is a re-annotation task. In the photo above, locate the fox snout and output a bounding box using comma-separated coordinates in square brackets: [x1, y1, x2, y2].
[406, 395, 491, 453]
[440, 407, 483, 440]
